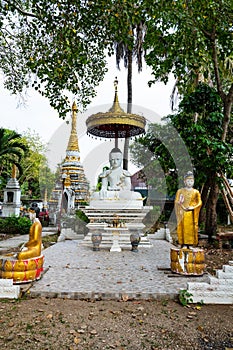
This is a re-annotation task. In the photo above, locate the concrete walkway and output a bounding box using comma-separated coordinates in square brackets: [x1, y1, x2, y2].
[0, 227, 56, 251]
[2, 230, 233, 303]
[26, 235, 209, 300]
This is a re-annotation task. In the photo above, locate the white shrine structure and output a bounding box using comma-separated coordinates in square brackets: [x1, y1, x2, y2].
[82, 148, 152, 250]
[2, 165, 21, 217]
[82, 79, 152, 250]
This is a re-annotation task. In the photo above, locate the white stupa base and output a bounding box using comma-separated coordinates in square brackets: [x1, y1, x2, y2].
[90, 190, 144, 209]
[89, 199, 143, 209]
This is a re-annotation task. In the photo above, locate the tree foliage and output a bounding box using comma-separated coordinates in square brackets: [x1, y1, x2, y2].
[19, 129, 55, 199]
[131, 122, 193, 197]
[0, 127, 28, 188]
[132, 83, 233, 236]
[168, 83, 233, 236]
[0, 128, 55, 200]
[0, 0, 232, 127]
[0, 0, 109, 118]
[131, 0, 233, 236]
[0, 1, 150, 120]
[144, 0, 233, 141]
[167, 83, 233, 183]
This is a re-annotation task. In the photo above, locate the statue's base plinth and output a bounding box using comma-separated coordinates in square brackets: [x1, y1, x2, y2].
[170, 247, 205, 276]
[0, 254, 44, 284]
[90, 189, 144, 209]
[89, 198, 143, 209]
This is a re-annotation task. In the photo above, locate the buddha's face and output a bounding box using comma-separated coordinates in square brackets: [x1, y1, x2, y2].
[109, 152, 122, 169]
[185, 177, 194, 188]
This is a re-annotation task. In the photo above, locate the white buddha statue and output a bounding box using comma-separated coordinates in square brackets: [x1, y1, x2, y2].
[90, 148, 143, 208]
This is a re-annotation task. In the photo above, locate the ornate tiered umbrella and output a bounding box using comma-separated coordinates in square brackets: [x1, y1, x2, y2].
[86, 78, 146, 146]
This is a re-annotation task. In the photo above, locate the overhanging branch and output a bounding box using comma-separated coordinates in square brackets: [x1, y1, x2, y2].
[5, 0, 37, 18]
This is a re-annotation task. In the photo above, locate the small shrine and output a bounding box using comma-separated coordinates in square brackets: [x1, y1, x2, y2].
[48, 181, 62, 215]
[2, 165, 21, 217]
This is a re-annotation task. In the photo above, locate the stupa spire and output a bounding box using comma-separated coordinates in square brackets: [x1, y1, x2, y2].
[12, 164, 17, 179]
[109, 77, 124, 114]
[67, 101, 80, 152]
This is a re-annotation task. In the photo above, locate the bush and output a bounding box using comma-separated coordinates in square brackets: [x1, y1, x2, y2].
[75, 209, 89, 223]
[60, 210, 89, 236]
[0, 216, 31, 235]
[178, 289, 193, 306]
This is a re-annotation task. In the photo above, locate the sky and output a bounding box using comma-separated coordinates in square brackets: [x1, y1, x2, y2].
[0, 56, 176, 186]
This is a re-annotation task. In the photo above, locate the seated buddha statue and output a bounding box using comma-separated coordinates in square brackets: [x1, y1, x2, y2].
[17, 218, 43, 260]
[90, 148, 142, 206]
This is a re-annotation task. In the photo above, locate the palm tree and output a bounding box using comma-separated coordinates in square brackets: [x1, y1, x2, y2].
[115, 21, 146, 170]
[0, 128, 28, 178]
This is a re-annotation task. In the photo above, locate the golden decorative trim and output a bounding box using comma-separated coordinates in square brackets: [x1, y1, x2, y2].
[86, 113, 146, 138]
[87, 113, 145, 127]
[62, 166, 85, 171]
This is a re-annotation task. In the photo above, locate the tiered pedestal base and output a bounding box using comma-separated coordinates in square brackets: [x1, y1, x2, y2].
[82, 206, 153, 250]
[0, 255, 44, 284]
[170, 247, 205, 276]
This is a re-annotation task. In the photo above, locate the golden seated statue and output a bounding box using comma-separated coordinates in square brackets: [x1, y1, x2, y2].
[17, 219, 42, 260]
[0, 219, 44, 283]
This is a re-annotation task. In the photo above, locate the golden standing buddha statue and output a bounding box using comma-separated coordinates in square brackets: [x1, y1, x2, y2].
[171, 172, 205, 275]
[175, 171, 202, 247]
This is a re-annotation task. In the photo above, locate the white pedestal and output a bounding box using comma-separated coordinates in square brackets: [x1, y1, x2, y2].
[104, 227, 128, 252]
[110, 231, 121, 252]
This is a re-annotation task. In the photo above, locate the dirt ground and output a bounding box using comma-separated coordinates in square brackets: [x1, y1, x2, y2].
[0, 235, 232, 350]
[0, 295, 232, 350]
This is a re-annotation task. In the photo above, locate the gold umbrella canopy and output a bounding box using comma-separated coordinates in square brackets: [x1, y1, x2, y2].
[86, 78, 146, 139]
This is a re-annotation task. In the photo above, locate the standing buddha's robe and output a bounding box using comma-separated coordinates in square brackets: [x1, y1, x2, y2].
[175, 187, 202, 246]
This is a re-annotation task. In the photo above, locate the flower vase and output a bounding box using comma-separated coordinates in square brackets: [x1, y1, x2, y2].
[91, 232, 102, 251]
[130, 232, 141, 253]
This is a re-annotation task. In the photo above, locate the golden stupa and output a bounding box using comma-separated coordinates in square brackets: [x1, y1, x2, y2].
[61, 101, 89, 206]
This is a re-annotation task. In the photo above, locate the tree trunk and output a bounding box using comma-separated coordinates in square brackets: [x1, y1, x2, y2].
[123, 49, 133, 170]
[199, 179, 210, 225]
[222, 88, 233, 141]
[205, 176, 219, 241]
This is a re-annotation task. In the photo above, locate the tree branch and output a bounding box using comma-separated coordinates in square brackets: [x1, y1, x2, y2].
[227, 83, 233, 103]
[222, 82, 233, 141]
[5, 0, 37, 18]
[210, 32, 226, 100]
